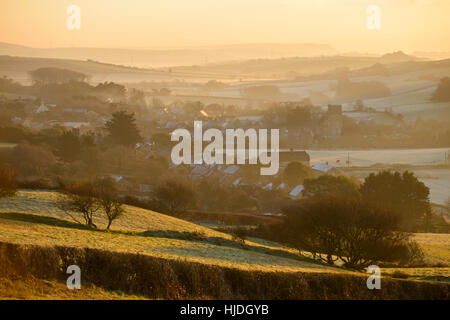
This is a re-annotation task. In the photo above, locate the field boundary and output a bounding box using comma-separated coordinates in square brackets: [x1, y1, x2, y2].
[0, 241, 448, 300]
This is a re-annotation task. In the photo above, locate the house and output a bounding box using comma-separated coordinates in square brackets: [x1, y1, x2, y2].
[311, 163, 341, 175]
[262, 183, 273, 191]
[276, 183, 287, 190]
[111, 176, 124, 182]
[36, 104, 49, 113]
[289, 185, 304, 199]
[222, 165, 239, 175]
[111, 176, 134, 192]
[190, 164, 215, 180]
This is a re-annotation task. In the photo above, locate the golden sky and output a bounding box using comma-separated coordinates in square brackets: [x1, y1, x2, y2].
[1, 0, 449, 53]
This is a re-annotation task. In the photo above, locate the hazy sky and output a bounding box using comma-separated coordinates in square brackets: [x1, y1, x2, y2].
[1, 0, 449, 53]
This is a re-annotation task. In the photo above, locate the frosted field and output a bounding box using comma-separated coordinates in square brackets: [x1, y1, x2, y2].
[307, 148, 449, 167]
[413, 169, 450, 205]
[307, 149, 450, 205]
[0, 190, 346, 273]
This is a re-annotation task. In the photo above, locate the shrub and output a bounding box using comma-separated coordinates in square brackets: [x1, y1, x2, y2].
[360, 170, 431, 231]
[279, 196, 423, 270]
[303, 175, 360, 199]
[283, 161, 311, 187]
[154, 177, 196, 216]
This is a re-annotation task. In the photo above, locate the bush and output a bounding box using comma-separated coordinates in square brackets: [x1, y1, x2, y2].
[154, 177, 196, 216]
[279, 196, 423, 270]
[303, 175, 360, 199]
[283, 161, 311, 187]
[360, 170, 431, 231]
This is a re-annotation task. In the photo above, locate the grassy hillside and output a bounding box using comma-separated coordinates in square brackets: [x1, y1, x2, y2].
[0, 190, 448, 299]
[0, 190, 227, 236]
[0, 190, 343, 273]
[0, 217, 341, 273]
[414, 233, 450, 267]
[0, 190, 448, 269]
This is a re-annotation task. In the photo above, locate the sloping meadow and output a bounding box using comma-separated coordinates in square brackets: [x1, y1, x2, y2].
[1, 241, 448, 300]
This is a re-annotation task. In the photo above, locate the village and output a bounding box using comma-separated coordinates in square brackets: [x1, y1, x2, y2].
[0, 82, 351, 214]
[1, 73, 449, 219]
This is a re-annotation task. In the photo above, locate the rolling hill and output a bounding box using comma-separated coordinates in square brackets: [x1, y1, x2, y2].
[0, 55, 170, 84]
[0, 42, 338, 68]
[0, 190, 343, 273]
[0, 190, 448, 269]
[0, 190, 448, 299]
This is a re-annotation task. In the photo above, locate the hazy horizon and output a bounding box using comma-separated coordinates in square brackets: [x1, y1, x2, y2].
[1, 0, 450, 54]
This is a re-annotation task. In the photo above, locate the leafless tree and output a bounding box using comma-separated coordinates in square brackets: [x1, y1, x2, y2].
[95, 177, 124, 230]
[57, 181, 100, 229]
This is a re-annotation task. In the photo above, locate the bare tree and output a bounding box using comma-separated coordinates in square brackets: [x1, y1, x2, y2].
[95, 177, 124, 230]
[57, 181, 100, 229]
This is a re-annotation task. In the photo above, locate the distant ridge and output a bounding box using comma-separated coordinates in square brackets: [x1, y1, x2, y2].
[0, 42, 338, 68]
[381, 51, 423, 63]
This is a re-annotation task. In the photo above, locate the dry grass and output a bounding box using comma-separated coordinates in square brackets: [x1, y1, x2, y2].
[0, 218, 342, 274]
[0, 276, 146, 300]
[413, 233, 450, 266]
[0, 190, 448, 284]
[0, 190, 227, 237]
[0, 190, 346, 271]
[1, 242, 448, 300]
[382, 268, 449, 283]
